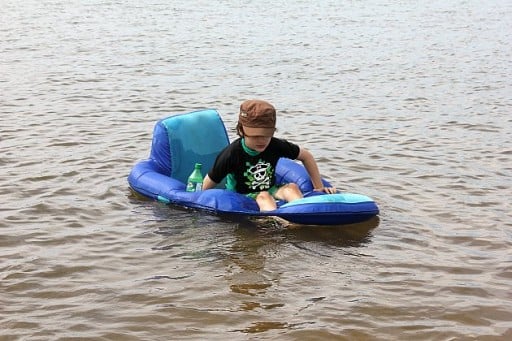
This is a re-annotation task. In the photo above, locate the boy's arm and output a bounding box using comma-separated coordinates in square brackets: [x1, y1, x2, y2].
[202, 174, 218, 190]
[296, 147, 336, 193]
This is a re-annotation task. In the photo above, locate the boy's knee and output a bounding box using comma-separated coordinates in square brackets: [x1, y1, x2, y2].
[256, 191, 277, 211]
[256, 191, 273, 201]
[279, 183, 303, 201]
[283, 183, 301, 196]
[285, 183, 300, 192]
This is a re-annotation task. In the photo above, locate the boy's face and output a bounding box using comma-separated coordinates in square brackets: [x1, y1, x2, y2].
[242, 126, 275, 152]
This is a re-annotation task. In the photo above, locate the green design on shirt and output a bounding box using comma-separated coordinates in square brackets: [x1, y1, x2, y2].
[243, 159, 274, 191]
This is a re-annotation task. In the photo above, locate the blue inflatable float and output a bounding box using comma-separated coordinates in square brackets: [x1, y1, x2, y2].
[128, 109, 379, 225]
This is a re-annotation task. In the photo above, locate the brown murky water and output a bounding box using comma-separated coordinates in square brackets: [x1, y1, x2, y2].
[2, 0, 511, 339]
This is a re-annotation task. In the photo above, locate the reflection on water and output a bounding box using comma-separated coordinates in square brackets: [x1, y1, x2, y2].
[2, 0, 511, 339]
[281, 217, 379, 247]
[223, 216, 380, 335]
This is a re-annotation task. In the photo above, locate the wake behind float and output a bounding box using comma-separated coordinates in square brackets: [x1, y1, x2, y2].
[128, 109, 379, 225]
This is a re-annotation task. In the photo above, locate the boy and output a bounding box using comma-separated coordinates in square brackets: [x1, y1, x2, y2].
[202, 99, 336, 211]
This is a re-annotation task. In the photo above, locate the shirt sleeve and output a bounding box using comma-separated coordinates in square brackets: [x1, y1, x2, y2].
[273, 138, 300, 160]
[207, 144, 235, 184]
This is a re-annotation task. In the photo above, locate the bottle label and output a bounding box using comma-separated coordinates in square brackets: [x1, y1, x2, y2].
[186, 181, 202, 192]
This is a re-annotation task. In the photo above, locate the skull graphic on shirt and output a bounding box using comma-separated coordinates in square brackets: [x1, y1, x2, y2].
[244, 160, 273, 191]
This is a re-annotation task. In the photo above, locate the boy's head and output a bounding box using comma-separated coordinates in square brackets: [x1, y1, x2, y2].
[237, 99, 276, 138]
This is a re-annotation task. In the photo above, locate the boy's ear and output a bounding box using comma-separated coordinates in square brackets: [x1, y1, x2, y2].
[236, 122, 244, 137]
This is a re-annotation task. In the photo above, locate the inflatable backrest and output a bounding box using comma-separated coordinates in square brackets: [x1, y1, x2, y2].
[149, 109, 229, 183]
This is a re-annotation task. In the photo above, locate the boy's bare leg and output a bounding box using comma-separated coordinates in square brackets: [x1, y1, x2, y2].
[256, 191, 277, 211]
[275, 183, 303, 203]
[256, 183, 303, 211]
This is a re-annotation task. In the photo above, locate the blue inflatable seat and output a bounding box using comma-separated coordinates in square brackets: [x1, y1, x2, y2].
[149, 109, 230, 183]
[128, 108, 380, 225]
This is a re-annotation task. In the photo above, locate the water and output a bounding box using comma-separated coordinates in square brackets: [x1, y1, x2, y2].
[1, 0, 511, 339]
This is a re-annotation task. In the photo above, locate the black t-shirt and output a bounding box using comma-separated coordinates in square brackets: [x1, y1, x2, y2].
[208, 137, 300, 194]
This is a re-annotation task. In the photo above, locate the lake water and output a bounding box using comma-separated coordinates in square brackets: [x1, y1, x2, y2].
[1, 0, 511, 339]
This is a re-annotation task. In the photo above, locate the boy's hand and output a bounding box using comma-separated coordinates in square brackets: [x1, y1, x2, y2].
[314, 187, 337, 194]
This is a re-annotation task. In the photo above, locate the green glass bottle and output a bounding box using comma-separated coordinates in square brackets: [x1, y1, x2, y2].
[186, 163, 203, 192]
